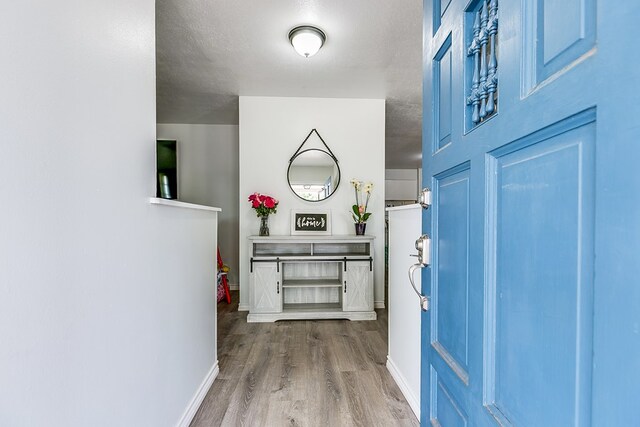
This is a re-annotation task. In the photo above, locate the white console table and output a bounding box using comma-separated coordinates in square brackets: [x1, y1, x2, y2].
[247, 235, 376, 322]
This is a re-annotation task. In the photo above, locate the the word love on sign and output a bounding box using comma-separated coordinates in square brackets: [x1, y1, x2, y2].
[290, 210, 332, 235]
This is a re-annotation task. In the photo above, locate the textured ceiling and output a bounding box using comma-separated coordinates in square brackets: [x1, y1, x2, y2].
[156, 0, 423, 169]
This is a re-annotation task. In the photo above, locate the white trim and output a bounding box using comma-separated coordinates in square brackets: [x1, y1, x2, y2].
[149, 197, 221, 212]
[385, 203, 421, 212]
[238, 303, 250, 311]
[386, 356, 420, 419]
[175, 361, 219, 427]
[374, 301, 386, 309]
[228, 282, 239, 290]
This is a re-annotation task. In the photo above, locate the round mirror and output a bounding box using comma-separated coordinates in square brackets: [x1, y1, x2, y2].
[287, 149, 340, 202]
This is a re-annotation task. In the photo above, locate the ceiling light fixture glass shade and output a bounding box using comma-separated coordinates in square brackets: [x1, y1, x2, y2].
[288, 25, 326, 58]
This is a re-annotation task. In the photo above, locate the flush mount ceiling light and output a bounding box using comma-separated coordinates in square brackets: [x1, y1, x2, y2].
[288, 25, 326, 58]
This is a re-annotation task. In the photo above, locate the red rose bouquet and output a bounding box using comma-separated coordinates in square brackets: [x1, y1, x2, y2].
[248, 193, 279, 217]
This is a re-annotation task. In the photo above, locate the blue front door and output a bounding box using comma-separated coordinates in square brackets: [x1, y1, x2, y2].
[420, 1, 640, 425]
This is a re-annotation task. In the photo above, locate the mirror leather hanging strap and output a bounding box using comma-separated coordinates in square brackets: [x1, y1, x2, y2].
[289, 129, 338, 163]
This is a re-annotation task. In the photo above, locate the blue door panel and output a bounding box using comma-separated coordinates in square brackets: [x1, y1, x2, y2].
[434, 0, 454, 33]
[433, 371, 468, 427]
[428, 352, 469, 397]
[434, 170, 470, 372]
[434, 36, 453, 151]
[422, 0, 640, 425]
[528, 0, 597, 87]
[440, 0, 452, 17]
[489, 117, 595, 427]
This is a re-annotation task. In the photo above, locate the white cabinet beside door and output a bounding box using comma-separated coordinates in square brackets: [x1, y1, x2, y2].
[343, 261, 373, 312]
[250, 262, 282, 313]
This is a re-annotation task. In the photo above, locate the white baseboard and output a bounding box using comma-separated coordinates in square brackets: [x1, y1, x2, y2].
[386, 356, 420, 419]
[228, 282, 239, 290]
[247, 310, 376, 323]
[176, 361, 219, 427]
[241, 302, 382, 311]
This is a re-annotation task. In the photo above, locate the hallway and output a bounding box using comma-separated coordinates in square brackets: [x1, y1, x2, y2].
[191, 292, 418, 426]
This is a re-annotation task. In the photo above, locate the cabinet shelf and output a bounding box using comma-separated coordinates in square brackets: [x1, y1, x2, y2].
[313, 242, 370, 256]
[253, 242, 311, 257]
[283, 303, 342, 312]
[282, 279, 342, 288]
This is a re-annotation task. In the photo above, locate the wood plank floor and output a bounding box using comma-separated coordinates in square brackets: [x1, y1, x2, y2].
[191, 291, 419, 427]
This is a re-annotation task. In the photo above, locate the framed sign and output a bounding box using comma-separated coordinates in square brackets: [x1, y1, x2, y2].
[290, 210, 332, 235]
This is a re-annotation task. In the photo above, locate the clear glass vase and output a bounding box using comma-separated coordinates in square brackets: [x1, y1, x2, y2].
[259, 215, 270, 236]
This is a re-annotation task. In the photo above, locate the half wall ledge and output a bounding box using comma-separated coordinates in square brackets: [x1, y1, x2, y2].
[149, 197, 221, 212]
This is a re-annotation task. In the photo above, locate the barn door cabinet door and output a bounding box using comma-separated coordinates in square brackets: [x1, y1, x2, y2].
[250, 262, 282, 314]
[343, 261, 373, 312]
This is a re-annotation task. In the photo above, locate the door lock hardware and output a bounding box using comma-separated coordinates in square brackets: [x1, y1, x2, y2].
[419, 188, 432, 209]
[414, 234, 431, 266]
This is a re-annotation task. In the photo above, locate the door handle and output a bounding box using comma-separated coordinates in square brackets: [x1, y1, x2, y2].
[408, 234, 431, 311]
[409, 264, 429, 311]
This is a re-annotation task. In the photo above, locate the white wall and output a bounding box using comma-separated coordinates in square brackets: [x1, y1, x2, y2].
[0, 2, 218, 426]
[385, 168, 420, 201]
[386, 205, 422, 418]
[157, 123, 240, 286]
[239, 96, 386, 310]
